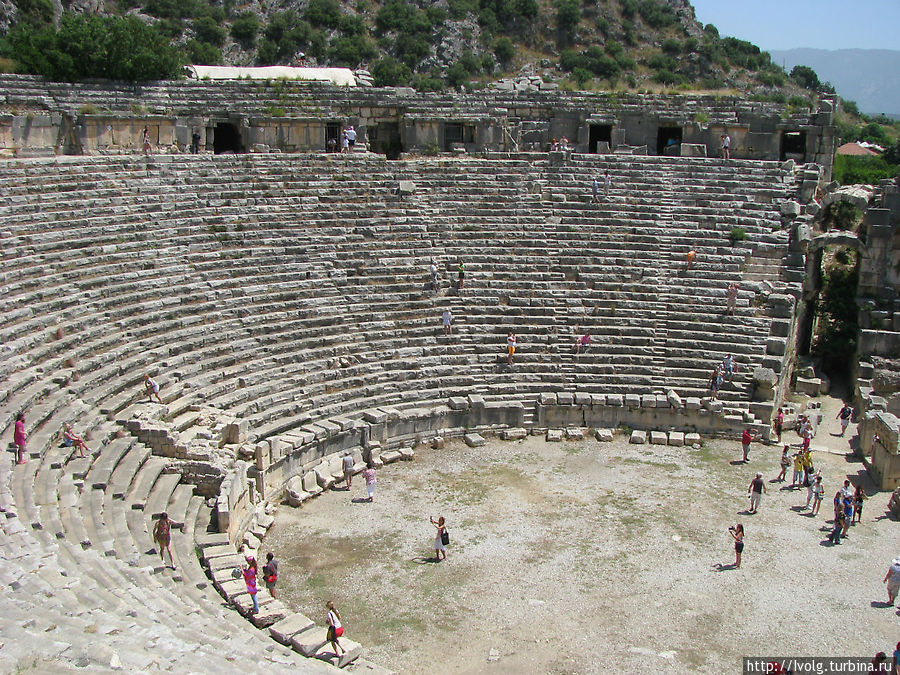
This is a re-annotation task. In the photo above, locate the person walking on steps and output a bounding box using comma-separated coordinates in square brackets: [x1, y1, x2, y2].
[457, 260, 465, 290]
[837, 403, 853, 436]
[726, 282, 739, 315]
[144, 374, 162, 404]
[747, 473, 766, 514]
[591, 176, 600, 203]
[442, 308, 453, 335]
[326, 601, 346, 658]
[431, 515, 448, 561]
[241, 557, 259, 614]
[883, 557, 900, 606]
[263, 552, 278, 599]
[153, 512, 180, 569]
[430, 260, 439, 290]
[773, 407, 784, 442]
[728, 523, 744, 568]
[13, 412, 27, 465]
[506, 332, 517, 366]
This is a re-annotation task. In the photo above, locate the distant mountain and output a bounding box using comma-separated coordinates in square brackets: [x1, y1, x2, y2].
[768, 48, 900, 116]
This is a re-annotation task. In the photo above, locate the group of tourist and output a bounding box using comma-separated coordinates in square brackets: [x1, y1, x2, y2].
[708, 354, 739, 400]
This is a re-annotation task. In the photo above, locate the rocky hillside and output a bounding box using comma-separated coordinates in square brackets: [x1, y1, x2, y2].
[0, 0, 819, 100]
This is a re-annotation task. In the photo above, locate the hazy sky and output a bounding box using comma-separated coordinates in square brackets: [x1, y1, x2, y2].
[690, 0, 900, 51]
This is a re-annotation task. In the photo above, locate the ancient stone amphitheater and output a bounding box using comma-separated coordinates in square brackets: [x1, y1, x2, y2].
[0, 75, 863, 672]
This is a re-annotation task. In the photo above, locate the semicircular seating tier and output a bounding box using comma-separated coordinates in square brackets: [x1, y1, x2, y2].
[0, 152, 802, 671]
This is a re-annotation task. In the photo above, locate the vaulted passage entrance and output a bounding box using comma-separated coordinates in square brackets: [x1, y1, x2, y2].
[213, 122, 242, 154]
[589, 124, 612, 153]
[657, 126, 682, 155]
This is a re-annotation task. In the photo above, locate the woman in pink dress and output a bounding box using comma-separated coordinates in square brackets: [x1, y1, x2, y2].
[14, 413, 27, 465]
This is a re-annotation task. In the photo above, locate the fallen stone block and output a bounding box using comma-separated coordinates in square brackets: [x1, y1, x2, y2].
[432, 436, 445, 449]
[250, 600, 289, 628]
[565, 427, 584, 440]
[398, 447, 415, 461]
[290, 627, 329, 657]
[501, 427, 528, 440]
[685, 432, 701, 446]
[594, 428, 614, 442]
[546, 429, 563, 442]
[649, 431, 667, 445]
[668, 431, 685, 447]
[380, 449, 402, 463]
[666, 390, 683, 409]
[464, 433, 485, 448]
[630, 430, 647, 444]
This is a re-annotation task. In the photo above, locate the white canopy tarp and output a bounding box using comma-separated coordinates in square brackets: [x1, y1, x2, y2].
[185, 65, 356, 87]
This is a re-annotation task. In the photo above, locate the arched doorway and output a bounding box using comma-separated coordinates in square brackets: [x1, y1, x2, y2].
[213, 122, 242, 154]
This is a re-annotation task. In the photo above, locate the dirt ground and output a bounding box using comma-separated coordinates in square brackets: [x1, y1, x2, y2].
[263, 397, 899, 674]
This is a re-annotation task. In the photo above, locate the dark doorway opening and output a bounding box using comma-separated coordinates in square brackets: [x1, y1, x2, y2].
[372, 122, 402, 159]
[657, 127, 682, 155]
[443, 123, 474, 151]
[326, 122, 341, 152]
[213, 122, 242, 154]
[780, 131, 806, 162]
[588, 124, 612, 153]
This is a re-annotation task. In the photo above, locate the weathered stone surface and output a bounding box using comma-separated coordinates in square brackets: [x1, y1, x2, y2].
[780, 200, 801, 217]
[666, 390, 683, 409]
[649, 431, 667, 445]
[565, 427, 584, 440]
[546, 429, 563, 442]
[625, 394, 641, 408]
[464, 433, 485, 447]
[501, 427, 528, 440]
[269, 613, 316, 644]
[685, 397, 702, 410]
[685, 432, 701, 445]
[630, 430, 647, 444]
[557, 392, 574, 405]
[668, 431, 685, 447]
[594, 428, 614, 442]
[606, 394, 624, 407]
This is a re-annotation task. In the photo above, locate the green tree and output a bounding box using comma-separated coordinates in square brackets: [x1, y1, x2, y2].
[790, 64, 820, 90]
[555, 0, 581, 33]
[193, 16, 226, 47]
[305, 0, 342, 28]
[15, 0, 54, 28]
[231, 12, 259, 48]
[186, 40, 223, 65]
[493, 37, 515, 65]
[371, 56, 411, 86]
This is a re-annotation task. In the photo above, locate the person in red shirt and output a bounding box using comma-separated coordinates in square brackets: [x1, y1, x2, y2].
[741, 428, 759, 463]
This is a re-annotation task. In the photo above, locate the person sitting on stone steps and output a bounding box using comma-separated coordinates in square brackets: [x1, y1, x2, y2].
[574, 331, 591, 355]
[63, 424, 91, 458]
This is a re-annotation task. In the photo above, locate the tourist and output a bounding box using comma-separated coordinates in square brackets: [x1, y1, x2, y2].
[591, 176, 600, 203]
[191, 130, 201, 154]
[457, 260, 465, 289]
[871, 652, 888, 672]
[836, 403, 853, 436]
[728, 523, 744, 568]
[893, 642, 900, 675]
[346, 126, 356, 150]
[263, 552, 278, 599]
[842, 494, 853, 536]
[431, 515, 448, 561]
[362, 461, 376, 502]
[740, 428, 758, 463]
[506, 332, 517, 365]
[884, 558, 900, 606]
[804, 470, 819, 509]
[828, 511, 845, 545]
[833, 490, 843, 523]
[708, 367, 723, 400]
[747, 473, 765, 514]
[852, 484, 865, 524]
[559, 136, 569, 150]
[721, 354, 736, 379]
[604, 170, 611, 197]
[13, 412, 27, 465]
[550, 138, 558, 151]
[802, 448, 814, 486]
[841, 479, 854, 500]
[776, 446, 790, 482]
[325, 601, 346, 657]
[811, 475, 824, 515]
[686, 249, 696, 270]
[773, 407, 784, 442]
[327, 136, 337, 153]
[153, 512, 179, 569]
[442, 308, 453, 335]
[791, 450, 804, 488]
[63, 424, 91, 458]
[241, 557, 259, 613]
[340, 129, 349, 153]
[430, 260, 439, 289]
[720, 132, 731, 159]
[144, 374, 162, 404]
[142, 126, 152, 155]
[574, 332, 591, 355]
[726, 282, 739, 315]
[342, 451, 354, 488]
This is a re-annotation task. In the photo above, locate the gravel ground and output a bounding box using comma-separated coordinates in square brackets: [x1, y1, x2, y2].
[263, 406, 898, 674]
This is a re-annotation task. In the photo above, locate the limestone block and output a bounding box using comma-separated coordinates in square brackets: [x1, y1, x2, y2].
[753, 367, 777, 401]
[595, 428, 614, 442]
[630, 430, 647, 444]
[464, 433, 485, 447]
[685, 432, 701, 445]
[302, 471, 323, 496]
[625, 394, 641, 408]
[766, 337, 787, 356]
[381, 449, 403, 463]
[557, 392, 574, 405]
[397, 180, 416, 195]
[685, 397, 702, 410]
[398, 447, 415, 461]
[540, 392, 558, 405]
[501, 427, 528, 440]
[641, 394, 657, 408]
[448, 397, 468, 410]
[314, 636, 363, 668]
[546, 429, 563, 442]
[250, 600, 289, 628]
[285, 476, 309, 507]
[432, 436, 445, 449]
[565, 427, 584, 440]
[666, 390, 683, 409]
[668, 431, 685, 447]
[574, 392, 591, 406]
[767, 294, 796, 318]
[606, 394, 624, 407]
[780, 200, 801, 217]
[781, 159, 795, 172]
[704, 399, 724, 413]
[649, 431, 667, 445]
[314, 464, 335, 489]
[362, 409, 387, 423]
[291, 627, 329, 657]
[269, 613, 316, 644]
[795, 377, 822, 396]
[590, 394, 606, 406]
[467, 394, 486, 408]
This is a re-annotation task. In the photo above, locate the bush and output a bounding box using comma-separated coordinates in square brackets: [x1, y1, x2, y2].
[790, 64, 820, 90]
[448, 0, 478, 19]
[304, 0, 342, 28]
[2, 13, 184, 82]
[822, 202, 864, 232]
[193, 16, 226, 47]
[572, 67, 592, 87]
[812, 265, 858, 373]
[186, 40, 223, 65]
[728, 227, 746, 244]
[638, 0, 675, 28]
[446, 61, 470, 88]
[338, 14, 367, 36]
[257, 12, 326, 64]
[328, 35, 377, 67]
[371, 56, 411, 86]
[15, 0, 54, 28]
[833, 155, 899, 185]
[883, 140, 900, 166]
[841, 99, 860, 117]
[231, 12, 260, 47]
[413, 73, 444, 92]
[646, 53, 676, 71]
[394, 32, 432, 67]
[555, 0, 581, 32]
[661, 38, 680, 54]
[620, 0, 637, 19]
[682, 37, 698, 53]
